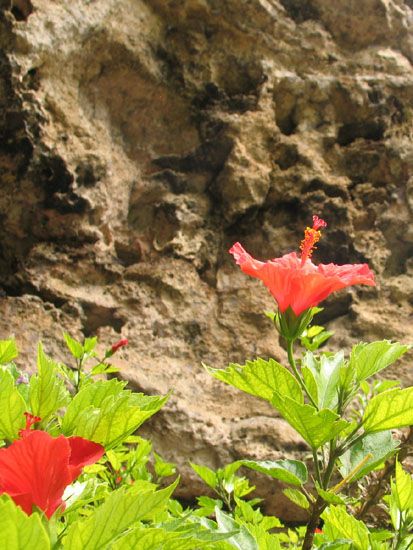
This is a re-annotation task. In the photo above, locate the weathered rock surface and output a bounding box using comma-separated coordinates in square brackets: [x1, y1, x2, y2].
[0, 0, 412, 520]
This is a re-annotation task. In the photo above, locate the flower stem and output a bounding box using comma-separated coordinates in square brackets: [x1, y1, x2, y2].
[287, 339, 318, 408]
[302, 496, 324, 550]
[312, 449, 322, 486]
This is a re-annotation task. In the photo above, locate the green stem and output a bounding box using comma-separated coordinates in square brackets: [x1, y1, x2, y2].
[302, 443, 338, 549]
[393, 514, 405, 550]
[287, 340, 318, 408]
[337, 426, 364, 455]
[312, 450, 322, 487]
[322, 449, 337, 489]
[74, 355, 84, 394]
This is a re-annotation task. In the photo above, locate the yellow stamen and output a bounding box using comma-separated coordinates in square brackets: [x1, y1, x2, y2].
[300, 215, 327, 264]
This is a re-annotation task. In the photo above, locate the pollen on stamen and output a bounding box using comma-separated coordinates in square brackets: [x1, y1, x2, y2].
[300, 215, 327, 264]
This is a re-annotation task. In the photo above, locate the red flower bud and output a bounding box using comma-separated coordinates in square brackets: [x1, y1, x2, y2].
[105, 338, 129, 357]
[111, 338, 128, 353]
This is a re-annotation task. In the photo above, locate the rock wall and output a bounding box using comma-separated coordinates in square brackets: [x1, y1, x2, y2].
[0, 0, 412, 520]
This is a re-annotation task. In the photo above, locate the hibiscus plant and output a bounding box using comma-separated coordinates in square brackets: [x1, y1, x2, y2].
[207, 215, 413, 549]
[0, 215, 412, 550]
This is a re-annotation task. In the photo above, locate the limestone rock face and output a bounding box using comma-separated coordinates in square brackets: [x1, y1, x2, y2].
[0, 0, 412, 520]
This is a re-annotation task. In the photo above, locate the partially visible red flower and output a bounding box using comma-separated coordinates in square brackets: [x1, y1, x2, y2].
[230, 215, 375, 316]
[110, 338, 129, 354]
[315, 528, 323, 534]
[0, 415, 104, 518]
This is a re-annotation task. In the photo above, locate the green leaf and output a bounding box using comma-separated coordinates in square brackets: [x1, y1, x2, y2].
[0, 370, 26, 440]
[241, 459, 307, 486]
[29, 343, 70, 420]
[301, 365, 318, 406]
[316, 486, 346, 505]
[300, 326, 333, 352]
[111, 520, 235, 550]
[339, 431, 399, 481]
[106, 449, 121, 471]
[302, 351, 344, 410]
[206, 358, 302, 404]
[221, 461, 243, 481]
[0, 339, 18, 364]
[350, 340, 409, 382]
[153, 452, 176, 478]
[393, 461, 413, 511]
[283, 488, 309, 509]
[63, 333, 84, 359]
[321, 506, 370, 550]
[317, 541, 352, 550]
[363, 387, 413, 433]
[369, 530, 394, 542]
[190, 463, 217, 489]
[0, 497, 50, 549]
[83, 337, 97, 354]
[272, 392, 349, 449]
[112, 527, 212, 550]
[90, 363, 119, 376]
[63, 479, 178, 549]
[246, 528, 281, 550]
[215, 507, 258, 550]
[62, 381, 167, 448]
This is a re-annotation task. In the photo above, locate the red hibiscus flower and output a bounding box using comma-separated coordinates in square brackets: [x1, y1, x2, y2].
[230, 215, 375, 317]
[0, 413, 104, 518]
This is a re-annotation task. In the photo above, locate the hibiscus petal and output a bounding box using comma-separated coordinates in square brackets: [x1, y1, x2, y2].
[67, 437, 105, 481]
[0, 431, 71, 518]
[229, 242, 265, 276]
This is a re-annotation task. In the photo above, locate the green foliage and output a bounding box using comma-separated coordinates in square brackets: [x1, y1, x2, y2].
[384, 462, 413, 548]
[0, 369, 26, 440]
[363, 387, 413, 432]
[350, 340, 409, 382]
[272, 392, 349, 449]
[191, 463, 218, 489]
[191, 461, 255, 513]
[206, 358, 302, 404]
[321, 506, 370, 550]
[63, 480, 178, 549]
[393, 461, 413, 512]
[315, 485, 346, 506]
[283, 488, 309, 510]
[339, 431, 399, 481]
[111, 526, 231, 550]
[0, 497, 50, 549]
[153, 452, 177, 479]
[29, 344, 70, 421]
[215, 507, 258, 550]
[63, 333, 84, 359]
[0, 295, 411, 550]
[61, 379, 168, 448]
[301, 351, 344, 410]
[241, 459, 308, 487]
[0, 339, 18, 364]
[300, 325, 334, 352]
